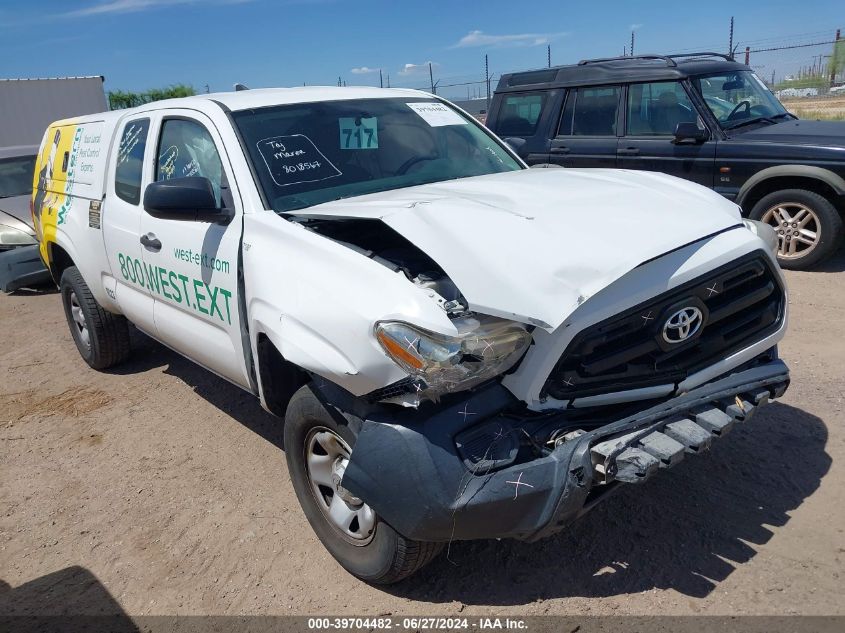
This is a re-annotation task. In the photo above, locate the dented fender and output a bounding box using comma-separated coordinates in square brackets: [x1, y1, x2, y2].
[243, 212, 461, 396]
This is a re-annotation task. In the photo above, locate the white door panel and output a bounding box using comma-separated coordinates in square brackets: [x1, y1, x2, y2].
[102, 117, 156, 332]
[139, 110, 250, 389]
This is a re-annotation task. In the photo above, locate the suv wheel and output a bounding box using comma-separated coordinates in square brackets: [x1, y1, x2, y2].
[60, 266, 131, 369]
[749, 189, 843, 270]
[284, 385, 443, 584]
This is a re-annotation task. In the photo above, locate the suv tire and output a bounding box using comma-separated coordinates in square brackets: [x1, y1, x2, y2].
[60, 266, 131, 369]
[749, 189, 843, 270]
[284, 385, 443, 584]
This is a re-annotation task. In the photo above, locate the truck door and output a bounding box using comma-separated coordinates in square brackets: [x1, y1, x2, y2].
[139, 111, 250, 388]
[102, 117, 157, 334]
[616, 81, 716, 187]
[550, 85, 621, 168]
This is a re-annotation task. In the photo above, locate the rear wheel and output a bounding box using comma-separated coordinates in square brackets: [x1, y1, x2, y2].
[749, 189, 843, 270]
[60, 266, 130, 369]
[284, 385, 442, 584]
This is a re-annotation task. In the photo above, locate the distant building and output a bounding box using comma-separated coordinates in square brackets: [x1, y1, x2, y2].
[450, 97, 489, 123]
[0, 76, 107, 148]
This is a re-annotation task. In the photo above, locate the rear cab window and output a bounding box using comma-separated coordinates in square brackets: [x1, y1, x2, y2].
[494, 92, 547, 137]
[114, 119, 150, 205]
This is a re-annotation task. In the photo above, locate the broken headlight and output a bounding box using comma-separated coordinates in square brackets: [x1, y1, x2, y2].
[743, 219, 778, 256]
[375, 316, 531, 398]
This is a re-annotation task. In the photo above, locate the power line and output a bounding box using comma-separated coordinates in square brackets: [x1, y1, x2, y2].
[748, 39, 838, 53]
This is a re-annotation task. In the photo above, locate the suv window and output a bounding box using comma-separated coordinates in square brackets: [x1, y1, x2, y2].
[114, 119, 150, 205]
[155, 119, 224, 205]
[560, 86, 621, 136]
[496, 93, 546, 136]
[692, 71, 787, 128]
[627, 82, 697, 136]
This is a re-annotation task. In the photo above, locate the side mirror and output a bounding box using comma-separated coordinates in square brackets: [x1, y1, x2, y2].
[673, 122, 708, 144]
[143, 177, 232, 224]
[502, 137, 526, 153]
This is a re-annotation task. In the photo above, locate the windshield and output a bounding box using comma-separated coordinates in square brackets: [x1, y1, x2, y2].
[232, 97, 522, 213]
[0, 155, 36, 199]
[692, 71, 788, 129]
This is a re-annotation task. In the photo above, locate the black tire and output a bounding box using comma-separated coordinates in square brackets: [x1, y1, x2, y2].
[749, 189, 843, 270]
[284, 385, 442, 584]
[60, 266, 131, 370]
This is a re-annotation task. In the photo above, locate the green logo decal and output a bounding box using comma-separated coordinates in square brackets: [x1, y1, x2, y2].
[57, 126, 83, 226]
[117, 253, 233, 324]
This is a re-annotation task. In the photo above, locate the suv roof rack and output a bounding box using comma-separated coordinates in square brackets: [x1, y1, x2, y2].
[577, 52, 735, 67]
[669, 52, 735, 62]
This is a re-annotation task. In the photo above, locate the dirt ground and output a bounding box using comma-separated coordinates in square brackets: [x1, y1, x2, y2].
[1, 252, 844, 618]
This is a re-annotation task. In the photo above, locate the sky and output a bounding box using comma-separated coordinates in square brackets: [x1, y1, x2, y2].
[0, 0, 842, 100]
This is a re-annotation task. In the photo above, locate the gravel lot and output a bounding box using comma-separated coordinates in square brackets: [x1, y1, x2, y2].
[1, 251, 843, 618]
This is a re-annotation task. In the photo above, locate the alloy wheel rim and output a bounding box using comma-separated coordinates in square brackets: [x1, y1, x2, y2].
[761, 202, 821, 259]
[69, 291, 91, 350]
[304, 427, 376, 544]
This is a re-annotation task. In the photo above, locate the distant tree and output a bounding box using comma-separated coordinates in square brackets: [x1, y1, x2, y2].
[831, 38, 845, 84]
[108, 84, 196, 110]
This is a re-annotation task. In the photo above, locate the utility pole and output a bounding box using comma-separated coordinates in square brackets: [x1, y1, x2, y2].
[547, 44, 551, 68]
[771, 69, 775, 86]
[387, 74, 390, 88]
[204, 84, 210, 94]
[337, 76, 341, 87]
[631, 31, 635, 56]
[379, 69, 383, 88]
[485, 54, 490, 112]
[744, 46, 750, 66]
[623, 46, 627, 57]
[728, 16, 734, 57]
[429, 62, 435, 94]
[831, 28, 841, 87]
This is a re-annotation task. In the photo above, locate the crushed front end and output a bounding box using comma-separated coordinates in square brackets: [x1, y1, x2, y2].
[329, 247, 789, 543]
[331, 354, 788, 542]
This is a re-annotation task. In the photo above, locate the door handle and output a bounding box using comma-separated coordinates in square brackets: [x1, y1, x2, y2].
[550, 146, 571, 154]
[617, 147, 641, 156]
[140, 233, 162, 252]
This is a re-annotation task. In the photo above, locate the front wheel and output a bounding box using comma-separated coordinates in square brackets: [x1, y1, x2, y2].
[60, 266, 131, 369]
[284, 385, 442, 584]
[749, 189, 843, 270]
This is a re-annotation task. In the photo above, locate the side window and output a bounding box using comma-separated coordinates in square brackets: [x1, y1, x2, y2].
[114, 119, 150, 205]
[495, 92, 547, 137]
[627, 82, 698, 136]
[155, 119, 224, 205]
[570, 86, 621, 136]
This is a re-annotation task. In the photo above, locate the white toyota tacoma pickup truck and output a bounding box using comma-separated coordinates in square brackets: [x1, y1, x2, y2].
[31, 87, 789, 584]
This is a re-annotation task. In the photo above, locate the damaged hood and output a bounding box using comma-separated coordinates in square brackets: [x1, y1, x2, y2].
[292, 168, 743, 330]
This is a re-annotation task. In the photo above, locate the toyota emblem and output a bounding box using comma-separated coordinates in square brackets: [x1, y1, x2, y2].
[662, 307, 704, 344]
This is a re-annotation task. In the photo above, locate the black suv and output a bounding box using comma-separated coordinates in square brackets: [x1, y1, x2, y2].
[486, 52, 845, 269]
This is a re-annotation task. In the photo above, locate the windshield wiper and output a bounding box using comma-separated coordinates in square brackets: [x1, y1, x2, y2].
[724, 116, 777, 131]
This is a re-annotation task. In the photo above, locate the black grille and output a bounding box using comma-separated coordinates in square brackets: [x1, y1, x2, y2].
[543, 252, 785, 401]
